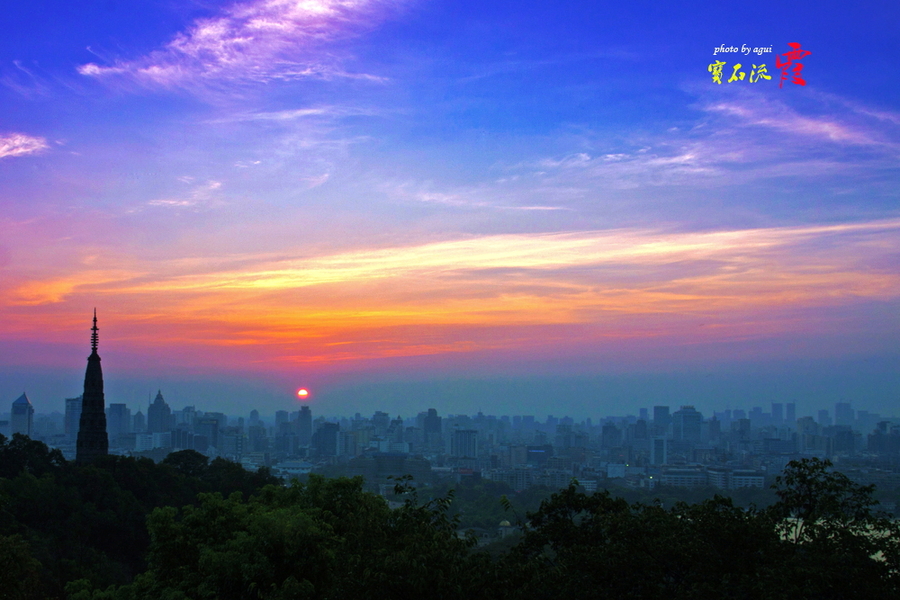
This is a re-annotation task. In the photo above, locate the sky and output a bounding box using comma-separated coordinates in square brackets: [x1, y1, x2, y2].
[1, 0, 898, 420]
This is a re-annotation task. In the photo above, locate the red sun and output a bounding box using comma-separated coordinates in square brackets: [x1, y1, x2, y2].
[297, 388, 310, 399]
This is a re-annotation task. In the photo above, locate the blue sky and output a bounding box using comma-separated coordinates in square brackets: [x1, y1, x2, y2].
[1, 0, 898, 419]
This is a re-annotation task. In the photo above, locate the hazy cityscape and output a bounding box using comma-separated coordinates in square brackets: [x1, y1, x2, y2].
[7, 385, 900, 502]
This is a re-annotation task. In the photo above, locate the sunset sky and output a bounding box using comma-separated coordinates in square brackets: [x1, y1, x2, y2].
[2, 0, 898, 418]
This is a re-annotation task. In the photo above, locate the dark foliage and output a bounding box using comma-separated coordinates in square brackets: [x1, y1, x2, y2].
[2, 435, 899, 600]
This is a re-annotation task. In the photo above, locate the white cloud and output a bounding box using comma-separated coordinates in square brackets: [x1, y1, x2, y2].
[0, 133, 48, 159]
[706, 100, 878, 145]
[147, 180, 224, 208]
[78, 0, 405, 93]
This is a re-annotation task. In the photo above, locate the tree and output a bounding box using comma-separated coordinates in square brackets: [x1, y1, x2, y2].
[0, 534, 44, 600]
[0, 433, 66, 479]
[769, 458, 900, 598]
[498, 483, 784, 600]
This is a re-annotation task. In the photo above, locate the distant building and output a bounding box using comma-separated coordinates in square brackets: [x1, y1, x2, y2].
[313, 422, 340, 457]
[650, 437, 668, 465]
[653, 406, 670, 436]
[835, 402, 855, 427]
[451, 429, 478, 458]
[11, 393, 34, 437]
[771, 403, 783, 425]
[65, 396, 83, 441]
[133, 410, 146, 433]
[147, 390, 172, 434]
[298, 405, 313, 446]
[107, 403, 131, 444]
[785, 403, 796, 424]
[672, 406, 702, 443]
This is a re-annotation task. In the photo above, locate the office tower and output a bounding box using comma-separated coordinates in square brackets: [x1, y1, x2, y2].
[313, 422, 339, 456]
[771, 403, 784, 425]
[672, 406, 703, 442]
[76, 310, 108, 463]
[653, 406, 671, 436]
[786, 403, 796, 425]
[275, 410, 290, 434]
[133, 410, 146, 433]
[148, 391, 172, 434]
[195, 417, 221, 450]
[835, 402, 854, 427]
[11, 393, 34, 436]
[107, 403, 131, 443]
[651, 437, 668, 465]
[451, 429, 478, 458]
[298, 405, 312, 446]
[424, 408, 442, 435]
[64, 396, 83, 441]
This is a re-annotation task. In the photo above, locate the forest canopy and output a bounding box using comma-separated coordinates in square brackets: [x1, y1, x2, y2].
[1, 434, 898, 600]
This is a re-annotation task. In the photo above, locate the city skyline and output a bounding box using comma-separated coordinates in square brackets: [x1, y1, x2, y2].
[2, 1, 898, 416]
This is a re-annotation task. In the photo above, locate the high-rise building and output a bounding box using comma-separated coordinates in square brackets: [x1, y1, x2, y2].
[194, 417, 221, 451]
[651, 437, 668, 465]
[65, 396, 83, 441]
[275, 410, 290, 434]
[451, 429, 478, 458]
[11, 393, 34, 436]
[771, 403, 784, 425]
[786, 403, 796, 425]
[372, 411, 390, 436]
[423, 408, 442, 434]
[672, 406, 703, 443]
[76, 310, 108, 463]
[133, 410, 146, 433]
[107, 403, 131, 443]
[298, 405, 312, 446]
[313, 422, 339, 456]
[653, 406, 671, 436]
[148, 391, 172, 434]
[835, 402, 855, 427]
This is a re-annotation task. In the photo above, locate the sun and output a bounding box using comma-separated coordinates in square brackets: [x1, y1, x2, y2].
[297, 388, 310, 399]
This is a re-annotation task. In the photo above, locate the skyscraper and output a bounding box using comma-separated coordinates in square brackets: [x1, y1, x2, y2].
[148, 391, 172, 434]
[835, 402, 855, 427]
[298, 405, 312, 446]
[672, 405, 703, 443]
[107, 403, 132, 445]
[76, 310, 108, 463]
[11, 393, 34, 436]
[451, 429, 478, 458]
[653, 406, 671, 437]
[65, 396, 83, 441]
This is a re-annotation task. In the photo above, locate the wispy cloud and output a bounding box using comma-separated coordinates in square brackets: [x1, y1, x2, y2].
[78, 0, 405, 93]
[145, 180, 224, 209]
[706, 100, 882, 145]
[385, 180, 568, 211]
[5, 218, 899, 367]
[0, 133, 48, 159]
[517, 92, 900, 200]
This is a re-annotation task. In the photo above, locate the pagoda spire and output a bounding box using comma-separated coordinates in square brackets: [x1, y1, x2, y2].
[91, 308, 99, 353]
[77, 310, 108, 463]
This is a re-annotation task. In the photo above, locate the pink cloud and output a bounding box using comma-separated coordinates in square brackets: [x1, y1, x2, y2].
[78, 0, 404, 91]
[706, 100, 879, 145]
[0, 133, 48, 159]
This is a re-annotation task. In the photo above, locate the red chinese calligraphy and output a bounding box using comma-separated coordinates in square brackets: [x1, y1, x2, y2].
[775, 43, 811, 88]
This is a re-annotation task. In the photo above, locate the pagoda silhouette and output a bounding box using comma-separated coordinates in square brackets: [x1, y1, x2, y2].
[76, 309, 108, 463]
